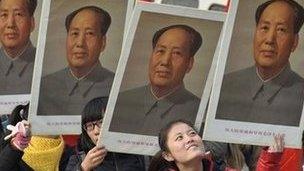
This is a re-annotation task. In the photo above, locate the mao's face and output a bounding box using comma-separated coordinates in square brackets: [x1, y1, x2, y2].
[164, 122, 204, 164]
[253, 1, 298, 72]
[149, 28, 194, 90]
[66, 9, 105, 70]
[0, 0, 34, 52]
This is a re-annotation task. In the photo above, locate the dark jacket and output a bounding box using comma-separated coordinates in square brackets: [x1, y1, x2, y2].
[65, 150, 145, 171]
[148, 158, 214, 171]
[66, 129, 145, 171]
[0, 143, 33, 171]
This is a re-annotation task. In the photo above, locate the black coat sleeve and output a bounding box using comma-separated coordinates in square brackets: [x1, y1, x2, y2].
[0, 143, 24, 170]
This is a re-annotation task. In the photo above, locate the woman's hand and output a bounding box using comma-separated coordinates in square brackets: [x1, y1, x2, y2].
[7, 120, 31, 151]
[81, 146, 107, 171]
[268, 134, 284, 153]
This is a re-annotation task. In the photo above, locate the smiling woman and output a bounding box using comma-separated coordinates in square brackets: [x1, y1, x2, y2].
[149, 119, 213, 171]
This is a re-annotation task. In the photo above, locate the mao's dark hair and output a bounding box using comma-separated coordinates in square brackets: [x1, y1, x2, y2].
[65, 6, 111, 36]
[0, 0, 37, 16]
[26, 0, 37, 16]
[152, 24, 202, 57]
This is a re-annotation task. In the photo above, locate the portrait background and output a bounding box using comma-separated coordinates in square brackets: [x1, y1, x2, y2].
[41, 0, 129, 76]
[225, 0, 304, 76]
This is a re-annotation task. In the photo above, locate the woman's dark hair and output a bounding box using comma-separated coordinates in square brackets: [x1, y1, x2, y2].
[9, 103, 29, 126]
[302, 131, 304, 148]
[149, 151, 177, 171]
[80, 97, 108, 154]
[149, 119, 195, 171]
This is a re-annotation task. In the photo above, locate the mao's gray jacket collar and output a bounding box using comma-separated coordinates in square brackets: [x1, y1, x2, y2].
[65, 62, 107, 97]
[251, 64, 295, 103]
[0, 42, 35, 77]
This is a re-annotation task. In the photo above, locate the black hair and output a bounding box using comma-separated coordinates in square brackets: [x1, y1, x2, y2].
[65, 6, 111, 36]
[302, 130, 304, 148]
[26, 0, 37, 16]
[80, 97, 108, 154]
[152, 24, 202, 57]
[148, 151, 177, 171]
[0, 0, 37, 17]
[255, 0, 304, 33]
[9, 103, 29, 126]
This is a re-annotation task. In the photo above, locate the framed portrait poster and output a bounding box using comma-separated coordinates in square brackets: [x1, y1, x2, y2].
[100, 2, 225, 155]
[29, 0, 134, 135]
[204, 0, 304, 148]
[0, 0, 42, 114]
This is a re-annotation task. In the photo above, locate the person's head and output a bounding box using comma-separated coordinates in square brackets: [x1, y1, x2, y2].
[81, 97, 107, 153]
[0, 0, 36, 54]
[149, 25, 202, 91]
[65, 6, 111, 72]
[253, 0, 304, 74]
[9, 103, 29, 126]
[158, 119, 204, 169]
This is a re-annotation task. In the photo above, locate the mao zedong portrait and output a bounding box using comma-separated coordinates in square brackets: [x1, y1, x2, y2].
[0, 0, 37, 94]
[216, 0, 304, 126]
[38, 6, 114, 116]
[110, 24, 202, 136]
